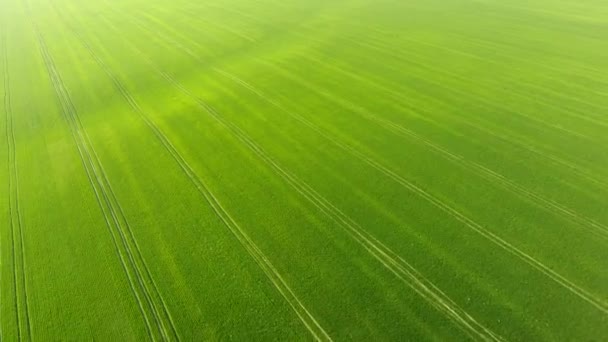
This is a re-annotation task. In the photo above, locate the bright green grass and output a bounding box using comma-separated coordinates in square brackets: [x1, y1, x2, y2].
[1, 0, 608, 340]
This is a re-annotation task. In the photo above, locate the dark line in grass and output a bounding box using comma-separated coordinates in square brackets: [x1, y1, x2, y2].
[252, 55, 608, 241]
[34, 31, 158, 341]
[3, 22, 33, 342]
[46, 3, 182, 340]
[123, 6, 608, 317]
[76, 6, 333, 340]
[99, 11, 505, 340]
[22, 0, 176, 339]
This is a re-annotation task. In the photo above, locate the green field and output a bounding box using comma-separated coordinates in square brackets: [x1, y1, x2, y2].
[1, 0, 608, 340]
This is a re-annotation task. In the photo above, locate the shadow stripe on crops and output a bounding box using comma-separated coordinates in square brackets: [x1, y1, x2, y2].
[28, 3, 174, 340]
[2, 25, 32, 342]
[104, 12, 504, 341]
[59, 4, 332, 341]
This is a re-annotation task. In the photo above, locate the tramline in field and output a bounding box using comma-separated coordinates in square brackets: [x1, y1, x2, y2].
[1, 0, 607, 340]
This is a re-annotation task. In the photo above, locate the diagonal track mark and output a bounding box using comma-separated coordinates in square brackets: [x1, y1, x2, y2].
[59, 4, 330, 341]
[2, 26, 32, 342]
[104, 13, 503, 341]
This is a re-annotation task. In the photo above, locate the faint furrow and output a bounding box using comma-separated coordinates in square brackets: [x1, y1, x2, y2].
[141, 10, 255, 44]
[262, 55, 608, 240]
[107, 13, 505, 340]
[254, 58, 608, 238]
[236, 63, 608, 315]
[191, 1, 608, 189]
[26, 4, 168, 339]
[183, 3, 608, 182]
[377, 117, 608, 240]
[328, 36, 608, 176]
[286, 47, 608, 174]
[120, 8, 608, 316]
[57, 14, 182, 341]
[2, 26, 32, 342]
[455, 34, 608, 99]
[345, 36, 607, 139]
[188, 0, 608, 133]
[33, 31, 159, 340]
[166, 71, 502, 341]
[142, 3, 608, 190]
[70, 8, 331, 342]
[145, 0, 608, 240]
[342, 29, 608, 125]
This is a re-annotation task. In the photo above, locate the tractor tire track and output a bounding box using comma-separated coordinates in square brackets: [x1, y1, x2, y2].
[3, 27, 32, 342]
[255, 56, 608, 241]
[183, 3, 608, 184]
[25, 1, 173, 339]
[54, 10, 182, 340]
[186, 0, 608, 137]
[33, 31, 157, 341]
[116, 7, 608, 316]
[161, 66, 502, 342]
[325, 34, 608, 176]
[343, 30, 608, 126]
[107, 14, 503, 340]
[137, 3, 608, 242]
[237, 62, 608, 315]
[143, 3, 608, 191]
[73, 11, 333, 341]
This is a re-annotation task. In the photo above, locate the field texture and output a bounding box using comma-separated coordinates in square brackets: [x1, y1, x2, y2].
[1, 0, 608, 340]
